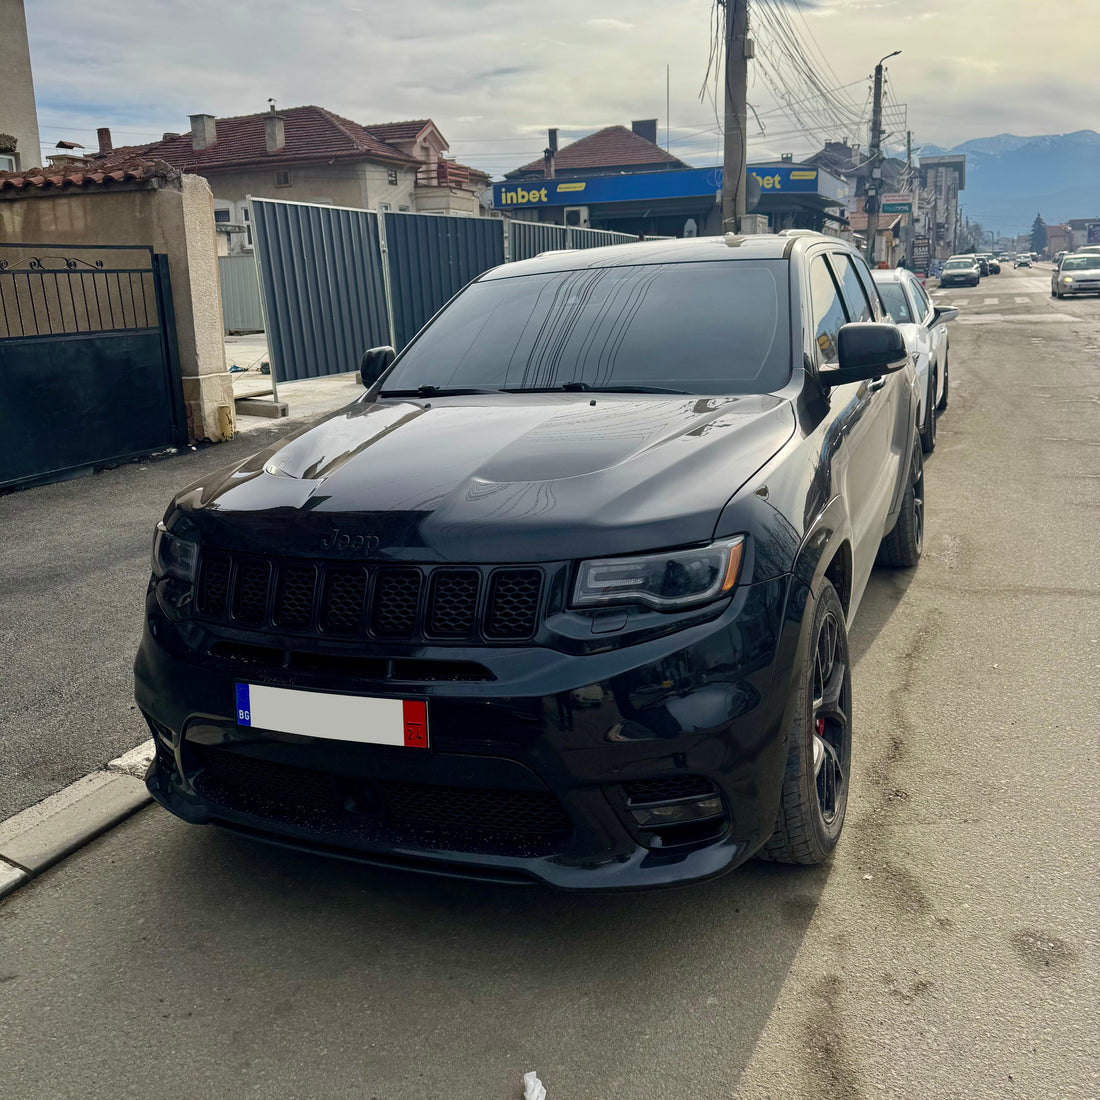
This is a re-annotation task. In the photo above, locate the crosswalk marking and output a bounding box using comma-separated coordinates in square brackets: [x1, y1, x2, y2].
[983, 297, 999, 305]
[1015, 297, 1031, 304]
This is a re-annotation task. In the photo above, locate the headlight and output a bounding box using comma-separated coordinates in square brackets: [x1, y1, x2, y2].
[1063, 275, 1074, 283]
[572, 536, 744, 611]
[151, 522, 197, 582]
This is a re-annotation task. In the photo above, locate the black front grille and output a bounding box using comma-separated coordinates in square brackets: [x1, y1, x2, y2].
[192, 746, 570, 855]
[485, 569, 542, 639]
[274, 565, 317, 627]
[197, 552, 230, 616]
[233, 560, 271, 625]
[428, 570, 479, 637]
[622, 775, 717, 805]
[321, 567, 368, 633]
[191, 550, 544, 644]
[371, 569, 422, 638]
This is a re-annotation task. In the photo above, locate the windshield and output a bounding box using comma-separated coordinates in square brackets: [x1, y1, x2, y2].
[1062, 256, 1100, 271]
[876, 282, 913, 323]
[945, 261, 974, 269]
[380, 260, 792, 396]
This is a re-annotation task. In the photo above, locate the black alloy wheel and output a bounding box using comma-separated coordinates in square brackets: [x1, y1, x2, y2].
[811, 609, 850, 829]
[877, 443, 924, 568]
[760, 580, 852, 864]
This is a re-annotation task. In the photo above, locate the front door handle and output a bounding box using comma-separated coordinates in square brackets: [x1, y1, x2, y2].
[869, 376, 887, 392]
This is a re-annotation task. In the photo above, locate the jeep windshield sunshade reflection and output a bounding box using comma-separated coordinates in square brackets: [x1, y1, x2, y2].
[380, 260, 791, 396]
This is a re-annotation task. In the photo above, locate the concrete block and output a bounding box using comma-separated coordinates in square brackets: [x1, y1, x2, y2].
[0, 772, 151, 876]
[236, 398, 289, 418]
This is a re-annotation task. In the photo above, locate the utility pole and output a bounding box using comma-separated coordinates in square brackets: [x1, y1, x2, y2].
[721, 0, 751, 233]
[864, 50, 900, 265]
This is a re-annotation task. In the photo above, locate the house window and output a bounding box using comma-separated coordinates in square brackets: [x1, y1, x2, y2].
[213, 208, 231, 223]
[398, 205, 410, 212]
[275, 170, 291, 187]
[241, 207, 253, 248]
[0, 154, 15, 172]
[379, 202, 392, 212]
[387, 169, 398, 186]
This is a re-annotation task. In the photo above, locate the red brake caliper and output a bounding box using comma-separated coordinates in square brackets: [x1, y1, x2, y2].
[816, 718, 826, 737]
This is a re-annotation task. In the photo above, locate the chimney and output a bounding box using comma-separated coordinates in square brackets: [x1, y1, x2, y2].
[190, 113, 217, 150]
[632, 119, 658, 145]
[97, 128, 113, 155]
[543, 127, 558, 179]
[264, 105, 286, 154]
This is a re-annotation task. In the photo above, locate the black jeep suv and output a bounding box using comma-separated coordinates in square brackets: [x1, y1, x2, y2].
[138, 232, 923, 889]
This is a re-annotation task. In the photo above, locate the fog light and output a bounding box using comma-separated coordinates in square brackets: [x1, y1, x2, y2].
[630, 796, 723, 828]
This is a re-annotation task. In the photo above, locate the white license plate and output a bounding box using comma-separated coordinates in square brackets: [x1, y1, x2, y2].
[235, 683, 428, 748]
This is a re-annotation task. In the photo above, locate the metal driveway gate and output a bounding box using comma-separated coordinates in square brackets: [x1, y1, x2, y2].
[250, 198, 390, 383]
[384, 212, 505, 350]
[0, 243, 185, 490]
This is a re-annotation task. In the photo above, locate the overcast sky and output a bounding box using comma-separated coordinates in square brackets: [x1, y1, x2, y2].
[24, 0, 1098, 174]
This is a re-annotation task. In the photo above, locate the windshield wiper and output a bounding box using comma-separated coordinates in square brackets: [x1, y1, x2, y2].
[379, 385, 501, 398]
[501, 383, 690, 395]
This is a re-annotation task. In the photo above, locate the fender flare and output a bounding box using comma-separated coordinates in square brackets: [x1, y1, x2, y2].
[791, 493, 854, 619]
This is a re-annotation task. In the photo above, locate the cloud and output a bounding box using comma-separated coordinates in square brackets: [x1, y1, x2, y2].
[585, 18, 636, 30]
[21, 0, 1098, 177]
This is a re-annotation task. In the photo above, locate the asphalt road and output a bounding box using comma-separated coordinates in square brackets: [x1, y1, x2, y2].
[1, 263, 1097, 1099]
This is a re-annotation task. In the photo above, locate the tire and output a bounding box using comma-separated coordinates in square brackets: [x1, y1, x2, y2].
[877, 443, 924, 568]
[918, 372, 937, 454]
[936, 355, 949, 411]
[759, 580, 851, 865]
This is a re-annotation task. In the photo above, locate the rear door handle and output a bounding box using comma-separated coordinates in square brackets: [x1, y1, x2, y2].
[869, 376, 887, 392]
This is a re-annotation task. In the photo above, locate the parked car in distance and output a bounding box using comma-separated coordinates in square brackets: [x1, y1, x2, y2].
[1014, 255, 1032, 268]
[987, 257, 1001, 274]
[1052, 253, 1100, 297]
[1076, 244, 1100, 255]
[137, 231, 924, 890]
[940, 257, 981, 286]
[873, 269, 957, 453]
[1053, 250, 1067, 265]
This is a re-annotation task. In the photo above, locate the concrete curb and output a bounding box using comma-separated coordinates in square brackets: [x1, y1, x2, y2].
[0, 739, 155, 900]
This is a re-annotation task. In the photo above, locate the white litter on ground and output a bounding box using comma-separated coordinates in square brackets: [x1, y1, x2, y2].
[523, 1070, 547, 1100]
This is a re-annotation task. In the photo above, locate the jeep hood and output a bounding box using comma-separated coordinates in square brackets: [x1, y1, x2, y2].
[174, 393, 795, 563]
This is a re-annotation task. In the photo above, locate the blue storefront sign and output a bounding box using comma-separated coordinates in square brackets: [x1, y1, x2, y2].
[493, 164, 844, 209]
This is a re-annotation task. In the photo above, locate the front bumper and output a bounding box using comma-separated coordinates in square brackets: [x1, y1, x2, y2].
[136, 575, 805, 889]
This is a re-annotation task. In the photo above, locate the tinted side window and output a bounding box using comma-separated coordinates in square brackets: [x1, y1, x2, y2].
[848, 252, 884, 317]
[913, 279, 934, 322]
[809, 256, 848, 365]
[831, 254, 874, 322]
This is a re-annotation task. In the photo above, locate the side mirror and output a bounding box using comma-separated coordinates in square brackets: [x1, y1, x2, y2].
[933, 305, 959, 324]
[821, 323, 908, 386]
[360, 345, 395, 387]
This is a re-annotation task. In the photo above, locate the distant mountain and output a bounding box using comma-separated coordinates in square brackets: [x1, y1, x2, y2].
[917, 131, 1100, 234]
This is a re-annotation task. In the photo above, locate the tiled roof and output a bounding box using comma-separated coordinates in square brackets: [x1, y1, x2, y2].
[92, 106, 420, 173]
[508, 125, 686, 177]
[363, 119, 433, 144]
[0, 158, 177, 193]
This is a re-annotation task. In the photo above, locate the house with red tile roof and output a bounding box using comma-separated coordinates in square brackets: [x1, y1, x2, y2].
[90, 106, 490, 254]
[505, 122, 687, 182]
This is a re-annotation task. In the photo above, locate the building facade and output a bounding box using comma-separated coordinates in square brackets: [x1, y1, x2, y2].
[92, 107, 490, 254]
[497, 122, 847, 238]
[0, 0, 42, 173]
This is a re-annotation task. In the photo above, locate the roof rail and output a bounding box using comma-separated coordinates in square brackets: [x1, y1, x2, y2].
[776, 229, 829, 239]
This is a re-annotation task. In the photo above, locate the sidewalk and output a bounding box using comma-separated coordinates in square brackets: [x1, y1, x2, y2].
[224, 334, 363, 433]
